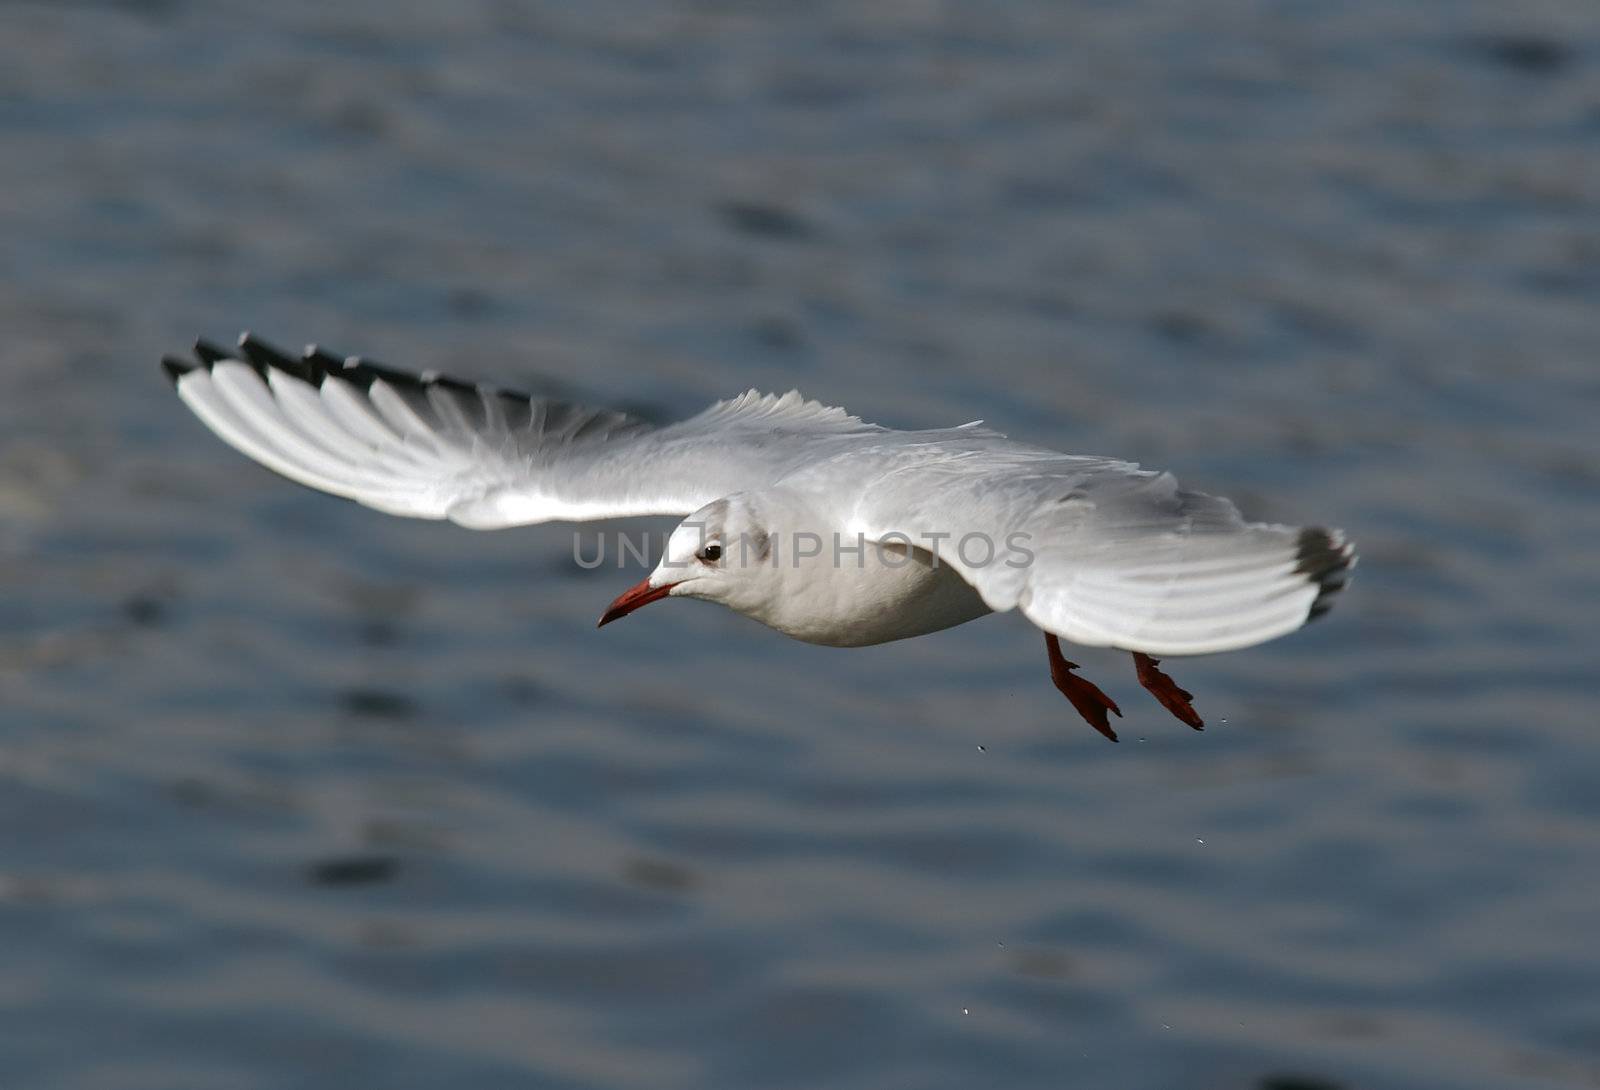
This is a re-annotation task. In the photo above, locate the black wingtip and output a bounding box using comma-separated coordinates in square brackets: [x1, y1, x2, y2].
[178, 333, 328, 387]
[161, 355, 196, 386]
[1296, 527, 1356, 623]
[341, 356, 429, 393]
[171, 331, 538, 411]
[193, 338, 230, 365]
[428, 371, 481, 396]
[303, 344, 347, 374]
[235, 330, 320, 383]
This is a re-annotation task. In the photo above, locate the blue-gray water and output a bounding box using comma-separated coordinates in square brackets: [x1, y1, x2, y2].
[3, 2, 1598, 1088]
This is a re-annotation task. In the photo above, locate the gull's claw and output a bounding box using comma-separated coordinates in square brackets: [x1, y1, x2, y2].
[1045, 633, 1122, 742]
[1132, 652, 1204, 731]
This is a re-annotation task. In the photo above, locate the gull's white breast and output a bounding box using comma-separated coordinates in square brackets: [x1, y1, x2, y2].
[747, 541, 992, 648]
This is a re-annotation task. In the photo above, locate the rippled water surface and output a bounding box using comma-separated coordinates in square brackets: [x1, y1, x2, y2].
[3, 2, 1599, 1088]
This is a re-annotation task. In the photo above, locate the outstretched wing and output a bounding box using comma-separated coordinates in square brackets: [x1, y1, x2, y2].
[162, 333, 883, 527]
[824, 443, 1356, 656]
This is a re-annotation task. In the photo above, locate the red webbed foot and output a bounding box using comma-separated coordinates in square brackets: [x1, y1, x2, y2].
[1044, 633, 1123, 742]
[1132, 652, 1204, 731]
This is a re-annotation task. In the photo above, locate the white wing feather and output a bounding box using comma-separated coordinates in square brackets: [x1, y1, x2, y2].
[166, 335, 877, 527]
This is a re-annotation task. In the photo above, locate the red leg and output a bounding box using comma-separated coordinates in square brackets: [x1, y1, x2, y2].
[1132, 652, 1204, 731]
[1044, 633, 1122, 742]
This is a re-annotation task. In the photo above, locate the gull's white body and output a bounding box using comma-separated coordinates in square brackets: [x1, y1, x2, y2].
[781, 555, 990, 647]
[163, 334, 1354, 659]
[649, 489, 992, 647]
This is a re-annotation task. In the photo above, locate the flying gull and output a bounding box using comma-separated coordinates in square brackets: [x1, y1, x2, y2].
[162, 333, 1355, 741]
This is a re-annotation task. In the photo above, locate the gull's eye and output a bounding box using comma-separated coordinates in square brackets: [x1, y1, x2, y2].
[698, 542, 723, 563]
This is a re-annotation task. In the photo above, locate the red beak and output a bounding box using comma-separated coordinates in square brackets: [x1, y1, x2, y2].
[597, 576, 678, 628]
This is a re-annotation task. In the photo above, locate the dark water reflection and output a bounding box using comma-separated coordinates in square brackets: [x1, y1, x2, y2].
[2, 2, 1599, 1088]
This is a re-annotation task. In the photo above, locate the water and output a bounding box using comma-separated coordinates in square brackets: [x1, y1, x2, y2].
[2, 2, 1598, 1087]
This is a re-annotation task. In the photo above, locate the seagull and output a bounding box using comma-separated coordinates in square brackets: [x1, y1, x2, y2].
[162, 333, 1355, 741]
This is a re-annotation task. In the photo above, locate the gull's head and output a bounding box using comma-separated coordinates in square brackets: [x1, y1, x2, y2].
[597, 494, 773, 628]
